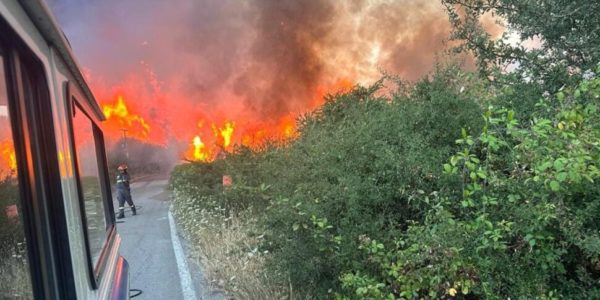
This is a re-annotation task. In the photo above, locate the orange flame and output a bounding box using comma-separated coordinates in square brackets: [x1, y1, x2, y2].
[212, 121, 235, 148]
[187, 117, 297, 161]
[311, 78, 354, 108]
[241, 129, 267, 148]
[278, 115, 296, 139]
[184, 79, 352, 162]
[91, 76, 354, 162]
[188, 121, 235, 161]
[192, 135, 210, 161]
[0, 139, 17, 173]
[102, 95, 151, 140]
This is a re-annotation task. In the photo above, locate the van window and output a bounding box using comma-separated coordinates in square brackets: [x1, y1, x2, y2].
[72, 105, 107, 265]
[0, 44, 34, 299]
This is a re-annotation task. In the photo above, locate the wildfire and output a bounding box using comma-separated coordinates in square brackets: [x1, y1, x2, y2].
[187, 121, 234, 161]
[278, 115, 296, 139]
[192, 135, 209, 161]
[184, 79, 353, 162]
[53, 0, 491, 167]
[102, 95, 151, 140]
[92, 76, 353, 163]
[212, 121, 235, 148]
[311, 79, 354, 109]
[186, 117, 298, 161]
[241, 130, 267, 147]
[0, 139, 17, 173]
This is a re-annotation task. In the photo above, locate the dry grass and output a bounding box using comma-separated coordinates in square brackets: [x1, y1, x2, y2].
[190, 212, 288, 299]
[172, 191, 300, 300]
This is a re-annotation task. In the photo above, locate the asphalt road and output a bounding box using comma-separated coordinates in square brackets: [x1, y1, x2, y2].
[116, 177, 225, 300]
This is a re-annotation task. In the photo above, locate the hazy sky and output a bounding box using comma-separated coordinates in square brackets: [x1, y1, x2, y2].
[46, 0, 476, 146]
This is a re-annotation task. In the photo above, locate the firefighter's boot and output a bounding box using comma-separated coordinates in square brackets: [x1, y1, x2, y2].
[131, 206, 137, 216]
[117, 208, 125, 219]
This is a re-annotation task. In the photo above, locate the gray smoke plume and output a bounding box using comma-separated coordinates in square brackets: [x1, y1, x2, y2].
[47, 0, 492, 143]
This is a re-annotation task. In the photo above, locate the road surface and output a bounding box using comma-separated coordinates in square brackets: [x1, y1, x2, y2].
[116, 177, 225, 300]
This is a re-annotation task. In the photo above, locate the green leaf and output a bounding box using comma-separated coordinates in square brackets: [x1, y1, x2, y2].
[549, 180, 560, 192]
[507, 194, 520, 203]
[529, 238, 536, 247]
[553, 159, 564, 171]
[450, 156, 459, 166]
[538, 161, 552, 172]
[556, 172, 568, 182]
[443, 163, 452, 173]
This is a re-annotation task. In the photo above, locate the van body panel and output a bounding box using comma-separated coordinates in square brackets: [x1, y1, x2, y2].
[0, 1, 128, 298]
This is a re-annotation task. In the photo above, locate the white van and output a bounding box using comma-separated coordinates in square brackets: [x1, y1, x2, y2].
[0, 0, 129, 298]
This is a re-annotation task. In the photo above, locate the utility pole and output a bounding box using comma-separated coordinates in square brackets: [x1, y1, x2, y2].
[120, 128, 129, 162]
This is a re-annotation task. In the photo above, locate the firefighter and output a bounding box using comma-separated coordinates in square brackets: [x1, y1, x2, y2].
[116, 164, 136, 219]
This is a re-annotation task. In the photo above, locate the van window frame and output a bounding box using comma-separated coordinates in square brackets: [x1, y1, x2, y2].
[66, 82, 116, 288]
[0, 28, 39, 300]
[0, 15, 77, 299]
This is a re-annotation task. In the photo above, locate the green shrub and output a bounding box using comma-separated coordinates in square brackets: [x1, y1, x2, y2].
[169, 160, 226, 211]
[170, 66, 484, 296]
[169, 65, 600, 298]
[341, 67, 600, 299]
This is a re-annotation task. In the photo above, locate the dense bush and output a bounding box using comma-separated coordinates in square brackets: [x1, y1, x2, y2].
[341, 70, 600, 298]
[258, 68, 484, 294]
[171, 65, 487, 296]
[171, 64, 600, 298]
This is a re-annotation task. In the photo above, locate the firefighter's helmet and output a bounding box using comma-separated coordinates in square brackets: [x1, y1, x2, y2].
[117, 164, 128, 171]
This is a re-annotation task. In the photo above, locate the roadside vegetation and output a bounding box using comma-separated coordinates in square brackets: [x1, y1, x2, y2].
[170, 0, 600, 298]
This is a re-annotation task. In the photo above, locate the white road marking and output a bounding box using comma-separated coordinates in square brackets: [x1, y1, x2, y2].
[168, 209, 197, 300]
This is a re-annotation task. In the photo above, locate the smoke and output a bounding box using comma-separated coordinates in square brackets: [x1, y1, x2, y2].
[47, 0, 478, 147]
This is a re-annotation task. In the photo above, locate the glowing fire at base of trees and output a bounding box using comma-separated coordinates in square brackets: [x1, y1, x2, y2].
[96, 79, 353, 163]
[102, 95, 151, 140]
[186, 117, 297, 162]
[192, 136, 208, 161]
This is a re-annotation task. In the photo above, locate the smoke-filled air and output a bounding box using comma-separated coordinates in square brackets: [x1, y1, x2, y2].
[47, 0, 483, 162]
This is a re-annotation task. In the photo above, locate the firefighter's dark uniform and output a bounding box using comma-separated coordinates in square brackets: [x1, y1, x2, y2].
[116, 170, 136, 218]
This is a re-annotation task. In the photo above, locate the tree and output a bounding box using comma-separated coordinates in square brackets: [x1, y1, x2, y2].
[443, 0, 600, 90]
